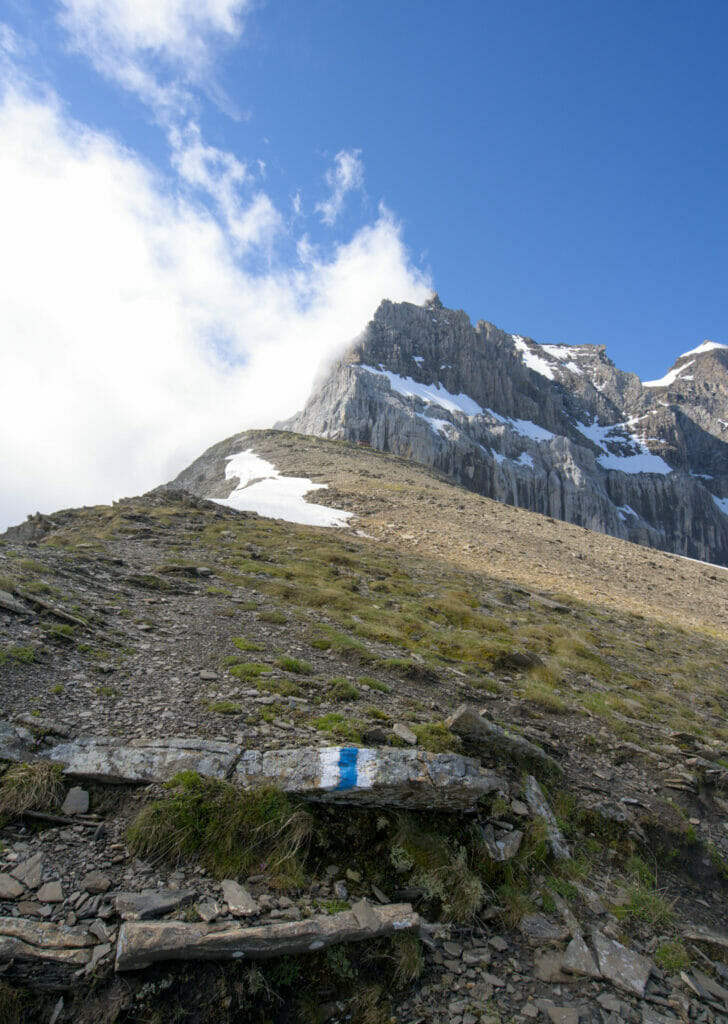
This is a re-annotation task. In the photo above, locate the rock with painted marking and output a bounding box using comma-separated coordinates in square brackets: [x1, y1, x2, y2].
[233, 746, 503, 810]
[46, 736, 240, 784]
[115, 902, 420, 971]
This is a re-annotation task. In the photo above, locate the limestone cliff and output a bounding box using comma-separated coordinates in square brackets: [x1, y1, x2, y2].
[279, 296, 728, 565]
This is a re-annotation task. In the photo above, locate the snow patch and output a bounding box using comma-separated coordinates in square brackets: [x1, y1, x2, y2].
[413, 355, 424, 364]
[360, 366, 483, 417]
[616, 504, 638, 521]
[512, 336, 555, 380]
[541, 345, 584, 375]
[643, 360, 695, 388]
[679, 340, 728, 359]
[712, 495, 728, 517]
[578, 419, 672, 475]
[485, 408, 555, 443]
[517, 452, 534, 468]
[212, 450, 352, 528]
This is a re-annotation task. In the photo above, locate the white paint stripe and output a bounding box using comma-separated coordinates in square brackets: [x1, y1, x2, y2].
[318, 747, 341, 789]
[355, 749, 376, 789]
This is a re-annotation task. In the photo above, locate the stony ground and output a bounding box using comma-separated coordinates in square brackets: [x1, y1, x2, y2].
[1, 433, 727, 1023]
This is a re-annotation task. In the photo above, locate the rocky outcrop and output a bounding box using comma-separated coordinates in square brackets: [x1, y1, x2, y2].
[279, 296, 728, 565]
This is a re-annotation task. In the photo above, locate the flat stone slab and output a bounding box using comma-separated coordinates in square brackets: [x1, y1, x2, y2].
[61, 787, 89, 815]
[11, 852, 44, 890]
[0, 873, 25, 899]
[447, 705, 559, 772]
[0, 916, 94, 967]
[0, 721, 36, 763]
[46, 736, 240, 784]
[233, 746, 503, 809]
[115, 889, 197, 921]
[592, 930, 653, 997]
[563, 933, 601, 979]
[115, 902, 419, 971]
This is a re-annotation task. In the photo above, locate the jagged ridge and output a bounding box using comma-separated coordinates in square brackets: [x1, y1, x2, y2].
[279, 296, 728, 565]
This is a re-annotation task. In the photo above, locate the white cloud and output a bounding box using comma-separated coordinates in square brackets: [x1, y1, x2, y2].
[316, 149, 365, 226]
[55, 0, 250, 120]
[0, 85, 431, 530]
[169, 121, 282, 251]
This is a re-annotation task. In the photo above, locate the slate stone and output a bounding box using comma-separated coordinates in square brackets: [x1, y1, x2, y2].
[524, 775, 571, 859]
[61, 787, 89, 815]
[0, 873, 25, 899]
[47, 736, 240, 784]
[562, 933, 601, 978]
[11, 852, 44, 890]
[221, 880, 258, 917]
[115, 889, 196, 921]
[592, 930, 653, 997]
[37, 881, 63, 904]
[518, 913, 570, 946]
[81, 871, 111, 894]
[393, 723, 417, 745]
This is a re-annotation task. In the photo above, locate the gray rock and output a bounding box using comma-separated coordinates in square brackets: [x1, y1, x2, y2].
[196, 899, 220, 923]
[546, 1008, 580, 1024]
[115, 889, 196, 921]
[519, 913, 570, 946]
[270, 296, 728, 567]
[523, 775, 570, 859]
[37, 881, 63, 904]
[0, 590, 33, 616]
[46, 736, 240, 784]
[533, 950, 569, 982]
[0, 873, 25, 899]
[479, 823, 523, 861]
[562, 934, 601, 979]
[11, 852, 44, 890]
[393, 723, 417, 745]
[233, 745, 503, 810]
[115, 902, 420, 971]
[592, 930, 653, 997]
[0, 721, 36, 763]
[0, 915, 94, 969]
[61, 787, 89, 815]
[221, 880, 258, 917]
[81, 871, 111, 894]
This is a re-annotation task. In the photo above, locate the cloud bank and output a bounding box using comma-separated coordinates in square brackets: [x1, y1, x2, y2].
[0, 81, 430, 530]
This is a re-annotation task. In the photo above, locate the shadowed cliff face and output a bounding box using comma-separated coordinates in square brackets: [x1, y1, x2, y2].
[278, 296, 728, 566]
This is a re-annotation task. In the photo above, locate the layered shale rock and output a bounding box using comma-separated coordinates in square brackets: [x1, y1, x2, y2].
[278, 296, 728, 565]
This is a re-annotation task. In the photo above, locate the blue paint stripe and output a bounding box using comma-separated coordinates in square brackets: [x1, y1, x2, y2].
[336, 747, 359, 790]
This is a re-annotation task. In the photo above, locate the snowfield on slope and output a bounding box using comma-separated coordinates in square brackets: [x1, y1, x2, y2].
[211, 450, 352, 527]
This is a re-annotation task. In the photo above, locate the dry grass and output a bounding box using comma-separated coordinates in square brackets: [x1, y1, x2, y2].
[0, 762, 65, 818]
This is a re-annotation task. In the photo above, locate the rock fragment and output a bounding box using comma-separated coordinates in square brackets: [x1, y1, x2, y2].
[115, 890, 196, 921]
[47, 736, 239, 784]
[0, 873, 25, 899]
[447, 704, 559, 772]
[11, 852, 44, 890]
[221, 880, 258, 918]
[61, 787, 89, 815]
[115, 902, 420, 971]
[523, 775, 570, 859]
[592, 930, 652, 997]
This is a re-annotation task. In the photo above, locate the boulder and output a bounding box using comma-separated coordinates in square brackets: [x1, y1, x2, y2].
[592, 930, 653, 997]
[233, 746, 503, 810]
[446, 705, 559, 772]
[115, 901, 420, 971]
[46, 736, 240, 784]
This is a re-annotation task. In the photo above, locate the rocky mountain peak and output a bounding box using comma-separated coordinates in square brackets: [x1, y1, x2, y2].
[280, 297, 728, 565]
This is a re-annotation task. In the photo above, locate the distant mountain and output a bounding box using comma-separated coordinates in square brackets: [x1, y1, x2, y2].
[279, 295, 728, 565]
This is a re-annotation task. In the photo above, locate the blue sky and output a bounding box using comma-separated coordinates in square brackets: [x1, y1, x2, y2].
[0, 1, 726, 526]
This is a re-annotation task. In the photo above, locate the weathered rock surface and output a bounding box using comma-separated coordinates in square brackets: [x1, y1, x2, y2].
[233, 745, 503, 809]
[115, 890, 197, 921]
[273, 297, 728, 566]
[115, 902, 420, 971]
[446, 704, 559, 772]
[46, 736, 240, 783]
[524, 775, 570, 859]
[592, 930, 653, 997]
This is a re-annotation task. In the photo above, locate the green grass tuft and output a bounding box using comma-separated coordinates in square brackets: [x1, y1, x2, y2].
[126, 774, 312, 884]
